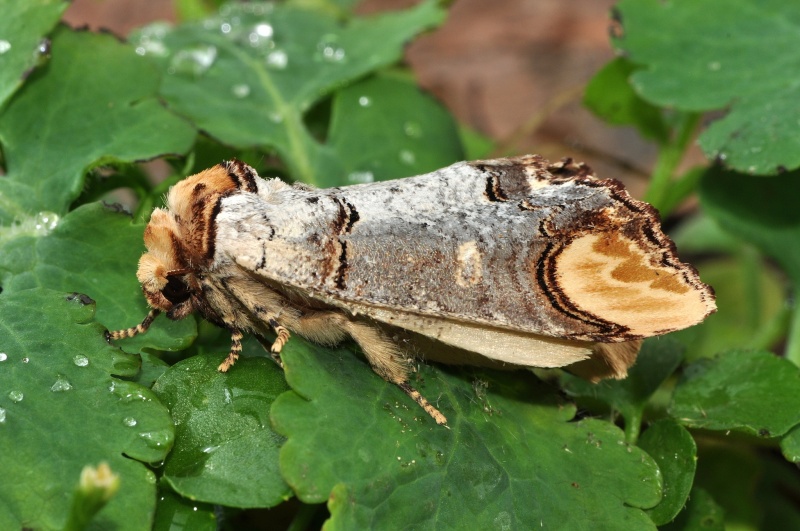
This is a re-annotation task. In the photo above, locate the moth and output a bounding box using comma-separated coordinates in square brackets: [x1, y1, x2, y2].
[109, 155, 716, 425]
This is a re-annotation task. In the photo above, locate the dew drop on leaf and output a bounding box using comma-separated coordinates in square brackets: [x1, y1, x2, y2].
[0, 407, 5, 423]
[347, 171, 374, 184]
[123, 416, 138, 427]
[8, 390, 23, 402]
[0, 40, 10, 54]
[33, 211, 59, 235]
[169, 45, 218, 76]
[0, 353, 7, 362]
[266, 49, 288, 69]
[139, 430, 172, 449]
[51, 376, 73, 392]
[73, 355, 89, 367]
[358, 96, 372, 107]
[254, 23, 273, 38]
[232, 84, 251, 98]
[404, 121, 423, 138]
[399, 150, 416, 165]
[317, 35, 346, 63]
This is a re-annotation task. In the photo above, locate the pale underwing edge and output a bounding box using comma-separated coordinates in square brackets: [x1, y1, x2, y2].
[109, 155, 716, 425]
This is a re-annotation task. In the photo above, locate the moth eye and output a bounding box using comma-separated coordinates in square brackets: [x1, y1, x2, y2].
[162, 276, 192, 305]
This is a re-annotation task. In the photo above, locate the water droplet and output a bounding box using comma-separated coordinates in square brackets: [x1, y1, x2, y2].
[51, 376, 73, 392]
[202, 444, 220, 454]
[169, 45, 218, 76]
[123, 416, 138, 427]
[36, 39, 51, 60]
[8, 390, 23, 403]
[708, 61, 721, 71]
[0, 353, 7, 362]
[232, 84, 250, 98]
[33, 211, 59, 235]
[133, 22, 170, 57]
[358, 96, 372, 107]
[266, 49, 288, 69]
[0, 407, 5, 423]
[404, 121, 422, 138]
[223, 387, 233, 404]
[22, 357, 29, 364]
[399, 150, 416, 165]
[139, 430, 173, 449]
[317, 35, 346, 63]
[255, 23, 273, 38]
[0, 40, 10, 55]
[347, 171, 374, 184]
[73, 355, 89, 367]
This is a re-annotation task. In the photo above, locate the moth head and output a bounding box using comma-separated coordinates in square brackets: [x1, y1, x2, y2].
[136, 208, 198, 320]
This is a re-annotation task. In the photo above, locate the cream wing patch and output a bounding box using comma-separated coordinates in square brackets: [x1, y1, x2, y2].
[556, 232, 713, 336]
[364, 308, 593, 368]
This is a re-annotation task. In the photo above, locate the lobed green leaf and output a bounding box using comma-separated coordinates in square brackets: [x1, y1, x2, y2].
[272, 341, 662, 529]
[0, 289, 174, 530]
[614, 0, 800, 174]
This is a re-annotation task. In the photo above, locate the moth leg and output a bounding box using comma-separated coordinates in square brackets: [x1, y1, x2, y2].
[268, 318, 291, 355]
[217, 328, 244, 372]
[253, 321, 287, 368]
[106, 309, 160, 341]
[294, 311, 448, 425]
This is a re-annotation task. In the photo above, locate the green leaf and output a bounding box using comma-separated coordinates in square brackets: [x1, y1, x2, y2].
[133, 1, 446, 185]
[660, 487, 724, 531]
[699, 167, 800, 365]
[326, 73, 465, 184]
[583, 57, 668, 144]
[0, 202, 196, 353]
[669, 257, 787, 361]
[153, 354, 291, 508]
[669, 350, 800, 438]
[0, 0, 67, 108]
[153, 489, 216, 531]
[614, 0, 800, 174]
[699, 166, 800, 284]
[0, 288, 174, 530]
[272, 341, 661, 529]
[780, 424, 800, 463]
[0, 27, 196, 221]
[638, 420, 697, 525]
[692, 443, 760, 529]
[561, 338, 685, 441]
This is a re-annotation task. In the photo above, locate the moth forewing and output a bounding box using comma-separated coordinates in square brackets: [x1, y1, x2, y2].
[109, 155, 716, 426]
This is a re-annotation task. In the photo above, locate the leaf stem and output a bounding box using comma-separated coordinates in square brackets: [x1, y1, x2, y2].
[286, 502, 321, 531]
[624, 407, 643, 444]
[785, 294, 800, 367]
[643, 112, 702, 214]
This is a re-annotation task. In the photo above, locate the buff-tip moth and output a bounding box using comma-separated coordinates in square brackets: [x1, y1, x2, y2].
[108, 155, 716, 425]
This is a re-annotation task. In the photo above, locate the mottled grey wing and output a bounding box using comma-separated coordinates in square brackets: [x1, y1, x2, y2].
[229, 156, 714, 343]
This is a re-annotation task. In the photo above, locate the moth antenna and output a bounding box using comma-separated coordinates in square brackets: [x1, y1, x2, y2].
[106, 309, 161, 341]
[397, 382, 448, 426]
[166, 268, 192, 277]
[218, 328, 244, 372]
